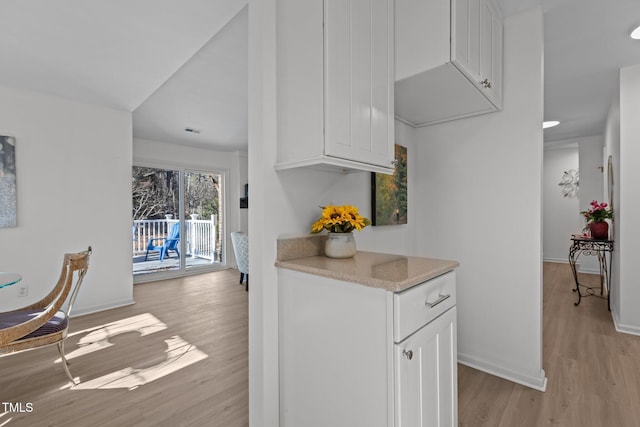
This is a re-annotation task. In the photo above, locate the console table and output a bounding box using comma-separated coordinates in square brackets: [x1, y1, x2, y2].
[568, 235, 613, 309]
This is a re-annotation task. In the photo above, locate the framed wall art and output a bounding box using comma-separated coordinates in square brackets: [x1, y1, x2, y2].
[0, 135, 16, 228]
[371, 144, 407, 226]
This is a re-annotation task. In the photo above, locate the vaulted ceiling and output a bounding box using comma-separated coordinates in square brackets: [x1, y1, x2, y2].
[1, 0, 639, 148]
[0, 0, 248, 151]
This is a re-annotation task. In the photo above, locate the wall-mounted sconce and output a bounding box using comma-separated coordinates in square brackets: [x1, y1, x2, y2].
[558, 169, 579, 198]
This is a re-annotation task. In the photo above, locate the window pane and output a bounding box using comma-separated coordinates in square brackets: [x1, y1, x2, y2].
[184, 170, 223, 268]
[132, 166, 182, 275]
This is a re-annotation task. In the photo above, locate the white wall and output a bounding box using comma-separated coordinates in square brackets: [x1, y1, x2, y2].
[578, 135, 605, 215]
[133, 138, 247, 268]
[0, 85, 134, 315]
[543, 146, 580, 262]
[611, 64, 640, 334]
[578, 135, 605, 272]
[411, 7, 546, 390]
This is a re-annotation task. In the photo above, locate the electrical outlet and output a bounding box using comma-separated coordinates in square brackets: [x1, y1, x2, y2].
[17, 285, 28, 297]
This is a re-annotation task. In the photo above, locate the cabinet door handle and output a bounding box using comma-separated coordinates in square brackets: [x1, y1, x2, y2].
[480, 78, 492, 89]
[402, 349, 413, 360]
[425, 293, 451, 308]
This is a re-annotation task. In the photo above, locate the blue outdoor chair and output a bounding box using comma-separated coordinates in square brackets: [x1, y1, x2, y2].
[145, 222, 180, 261]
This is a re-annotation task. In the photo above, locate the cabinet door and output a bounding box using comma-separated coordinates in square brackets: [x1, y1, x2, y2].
[324, 0, 394, 169]
[479, 0, 502, 108]
[395, 308, 457, 427]
[451, 0, 481, 84]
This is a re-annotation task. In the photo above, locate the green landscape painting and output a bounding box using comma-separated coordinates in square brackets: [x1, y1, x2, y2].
[371, 144, 407, 226]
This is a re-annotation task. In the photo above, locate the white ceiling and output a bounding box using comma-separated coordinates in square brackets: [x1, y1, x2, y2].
[0, 0, 639, 148]
[0, 0, 248, 150]
[132, 6, 248, 151]
[540, 0, 640, 142]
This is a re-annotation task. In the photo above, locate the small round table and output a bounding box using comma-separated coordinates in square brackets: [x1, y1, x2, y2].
[0, 272, 22, 289]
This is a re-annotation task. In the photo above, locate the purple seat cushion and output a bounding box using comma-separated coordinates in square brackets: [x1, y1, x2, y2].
[0, 309, 68, 340]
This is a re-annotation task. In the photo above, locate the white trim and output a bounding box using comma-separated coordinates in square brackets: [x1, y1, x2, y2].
[543, 258, 601, 275]
[458, 352, 548, 392]
[133, 265, 231, 285]
[612, 306, 640, 336]
[543, 257, 569, 264]
[274, 155, 394, 175]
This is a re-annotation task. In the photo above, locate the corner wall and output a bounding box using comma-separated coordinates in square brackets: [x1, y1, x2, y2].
[411, 7, 546, 390]
[612, 64, 640, 334]
[0, 85, 134, 315]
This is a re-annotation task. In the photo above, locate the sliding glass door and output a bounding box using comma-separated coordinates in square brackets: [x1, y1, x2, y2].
[183, 170, 223, 268]
[132, 166, 225, 279]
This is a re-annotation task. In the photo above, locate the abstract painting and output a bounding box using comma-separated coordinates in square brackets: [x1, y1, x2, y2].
[0, 135, 17, 228]
[371, 144, 407, 226]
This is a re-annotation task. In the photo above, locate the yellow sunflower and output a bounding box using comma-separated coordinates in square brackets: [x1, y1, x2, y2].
[310, 205, 371, 233]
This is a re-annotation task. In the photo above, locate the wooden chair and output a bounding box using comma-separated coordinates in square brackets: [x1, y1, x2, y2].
[145, 222, 180, 261]
[0, 247, 92, 384]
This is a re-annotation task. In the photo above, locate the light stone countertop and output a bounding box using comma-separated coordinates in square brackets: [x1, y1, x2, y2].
[275, 235, 459, 293]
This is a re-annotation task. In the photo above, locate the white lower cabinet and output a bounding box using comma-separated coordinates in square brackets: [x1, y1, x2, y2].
[278, 268, 457, 427]
[395, 307, 457, 426]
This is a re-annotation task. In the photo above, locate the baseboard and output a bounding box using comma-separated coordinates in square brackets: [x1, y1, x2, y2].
[458, 352, 547, 392]
[542, 258, 601, 275]
[612, 307, 640, 336]
[543, 257, 568, 264]
[577, 267, 601, 274]
[70, 298, 136, 318]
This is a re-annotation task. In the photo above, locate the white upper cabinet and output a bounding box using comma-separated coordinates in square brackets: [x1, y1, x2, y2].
[479, 0, 503, 108]
[451, 0, 482, 86]
[395, 0, 503, 127]
[275, 0, 395, 175]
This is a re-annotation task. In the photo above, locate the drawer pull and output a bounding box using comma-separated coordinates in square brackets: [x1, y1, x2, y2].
[402, 349, 413, 360]
[425, 293, 451, 309]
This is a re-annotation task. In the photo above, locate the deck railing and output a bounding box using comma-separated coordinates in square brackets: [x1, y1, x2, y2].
[133, 216, 217, 261]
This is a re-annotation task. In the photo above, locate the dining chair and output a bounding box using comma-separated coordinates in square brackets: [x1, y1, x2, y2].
[231, 232, 249, 291]
[0, 247, 92, 384]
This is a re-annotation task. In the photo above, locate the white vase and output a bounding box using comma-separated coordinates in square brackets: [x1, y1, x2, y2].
[325, 232, 357, 259]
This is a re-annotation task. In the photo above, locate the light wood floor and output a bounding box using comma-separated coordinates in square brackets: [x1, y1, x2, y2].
[0, 268, 248, 427]
[459, 262, 640, 427]
[3, 263, 640, 426]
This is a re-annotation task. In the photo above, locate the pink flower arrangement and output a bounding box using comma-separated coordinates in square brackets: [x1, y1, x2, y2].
[580, 200, 613, 223]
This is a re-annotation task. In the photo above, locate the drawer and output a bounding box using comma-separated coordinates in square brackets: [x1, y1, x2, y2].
[393, 271, 456, 342]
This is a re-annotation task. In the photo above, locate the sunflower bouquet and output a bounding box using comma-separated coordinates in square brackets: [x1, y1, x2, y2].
[311, 205, 371, 234]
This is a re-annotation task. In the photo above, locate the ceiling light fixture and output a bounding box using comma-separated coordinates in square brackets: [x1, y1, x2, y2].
[543, 121, 560, 129]
[631, 25, 640, 39]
